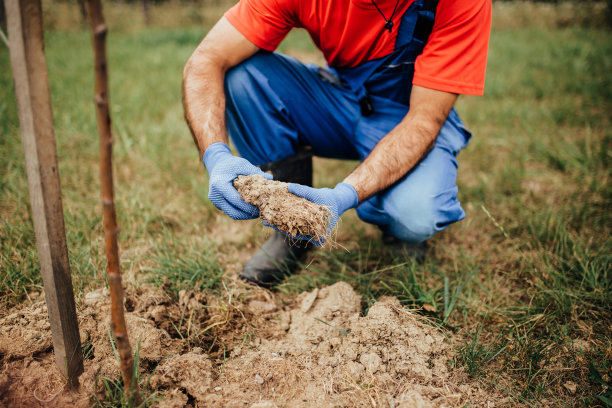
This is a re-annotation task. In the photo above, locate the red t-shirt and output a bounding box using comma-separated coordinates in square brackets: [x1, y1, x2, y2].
[225, 0, 491, 95]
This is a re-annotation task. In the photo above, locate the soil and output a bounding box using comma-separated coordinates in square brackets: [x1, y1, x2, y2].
[0, 286, 186, 408]
[234, 175, 331, 241]
[0, 282, 500, 407]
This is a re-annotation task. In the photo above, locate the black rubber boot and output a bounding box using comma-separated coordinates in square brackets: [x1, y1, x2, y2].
[240, 148, 314, 287]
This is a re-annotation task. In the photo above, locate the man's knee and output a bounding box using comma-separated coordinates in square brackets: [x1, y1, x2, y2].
[380, 187, 466, 243]
[385, 199, 438, 244]
[224, 61, 255, 107]
[356, 194, 438, 243]
[224, 52, 279, 100]
[223, 53, 289, 164]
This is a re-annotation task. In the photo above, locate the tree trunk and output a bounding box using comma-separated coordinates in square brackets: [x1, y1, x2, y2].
[85, 0, 140, 401]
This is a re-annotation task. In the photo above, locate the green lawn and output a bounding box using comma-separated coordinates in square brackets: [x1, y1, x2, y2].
[1, 5, 611, 407]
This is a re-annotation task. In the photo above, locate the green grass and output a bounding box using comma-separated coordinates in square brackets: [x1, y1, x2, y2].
[92, 337, 158, 408]
[1, 3, 611, 407]
[144, 231, 225, 298]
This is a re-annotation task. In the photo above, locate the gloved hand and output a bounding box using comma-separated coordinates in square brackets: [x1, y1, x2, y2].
[203, 142, 272, 220]
[284, 182, 359, 245]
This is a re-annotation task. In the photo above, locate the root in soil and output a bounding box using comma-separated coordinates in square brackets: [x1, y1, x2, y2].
[234, 174, 331, 242]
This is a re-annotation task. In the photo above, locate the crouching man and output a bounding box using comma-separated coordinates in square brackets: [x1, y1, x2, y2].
[183, 0, 492, 286]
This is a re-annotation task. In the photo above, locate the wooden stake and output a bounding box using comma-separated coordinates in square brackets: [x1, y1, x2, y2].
[85, 0, 139, 400]
[6, 0, 83, 387]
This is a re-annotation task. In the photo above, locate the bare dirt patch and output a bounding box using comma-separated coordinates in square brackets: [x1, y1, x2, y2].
[234, 174, 331, 241]
[0, 286, 188, 407]
[0, 282, 500, 407]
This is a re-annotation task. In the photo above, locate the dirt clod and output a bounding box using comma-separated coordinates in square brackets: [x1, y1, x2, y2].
[0, 303, 52, 358]
[150, 349, 213, 402]
[234, 174, 331, 241]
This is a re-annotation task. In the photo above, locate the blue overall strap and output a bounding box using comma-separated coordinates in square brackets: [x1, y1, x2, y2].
[395, 0, 438, 48]
[413, 0, 439, 42]
[332, 0, 440, 115]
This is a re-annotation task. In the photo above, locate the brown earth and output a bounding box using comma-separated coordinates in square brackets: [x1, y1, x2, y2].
[0, 286, 187, 407]
[0, 282, 501, 407]
[234, 175, 331, 242]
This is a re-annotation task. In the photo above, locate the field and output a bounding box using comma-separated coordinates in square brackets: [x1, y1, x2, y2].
[0, 2, 611, 407]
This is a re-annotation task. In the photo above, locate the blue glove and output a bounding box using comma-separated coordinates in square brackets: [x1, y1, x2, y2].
[285, 182, 359, 245]
[203, 142, 272, 220]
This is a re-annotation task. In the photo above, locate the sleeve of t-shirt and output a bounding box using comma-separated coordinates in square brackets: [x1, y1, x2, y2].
[224, 0, 296, 51]
[413, 0, 492, 96]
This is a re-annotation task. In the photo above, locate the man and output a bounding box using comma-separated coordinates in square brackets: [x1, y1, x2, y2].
[183, 0, 491, 287]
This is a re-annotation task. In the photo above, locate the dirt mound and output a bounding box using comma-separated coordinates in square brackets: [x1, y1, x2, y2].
[152, 282, 491, 407]
[0, 282, 496, 407]
[234, 174, 331, 241]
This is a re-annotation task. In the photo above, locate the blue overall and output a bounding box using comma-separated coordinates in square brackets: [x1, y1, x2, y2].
[224, 0, 472, 243]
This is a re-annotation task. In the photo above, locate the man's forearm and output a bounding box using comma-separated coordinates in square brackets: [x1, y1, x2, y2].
[343, 86, 457, 202]
[183, 56, 229, 160]
[182, 17, 259, 160]
[342, 114, 437, 201]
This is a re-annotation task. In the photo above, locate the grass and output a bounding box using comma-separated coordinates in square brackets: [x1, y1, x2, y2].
[457, 325, 508, 377]
[144, 231, 225, 298]
[1, 1, 611, 406]
[92, 337, 158, 408]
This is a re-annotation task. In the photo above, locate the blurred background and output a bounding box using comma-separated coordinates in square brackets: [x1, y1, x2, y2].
[1, 0, 610, 31]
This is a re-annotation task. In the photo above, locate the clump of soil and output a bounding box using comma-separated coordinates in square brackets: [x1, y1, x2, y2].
[0, 302, 53, 358]
[234, 174, 331, 241]
[0, 282, 499, 407]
